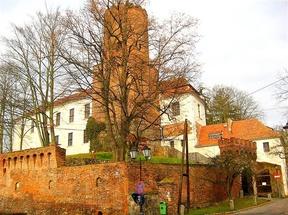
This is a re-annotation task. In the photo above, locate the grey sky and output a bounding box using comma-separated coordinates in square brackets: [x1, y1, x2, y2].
[0, 0, 287, 127]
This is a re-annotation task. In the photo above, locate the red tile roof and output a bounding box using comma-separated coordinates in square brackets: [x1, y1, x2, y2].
[198, 119, 280, 146]
[160, 78, 203, 102]
[162, 122, 192, 137]
[53, 89, 92, 107]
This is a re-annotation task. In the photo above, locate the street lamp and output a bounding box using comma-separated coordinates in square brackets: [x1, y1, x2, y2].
[130, 146, 138, 160]
[130, 144, 151, 215]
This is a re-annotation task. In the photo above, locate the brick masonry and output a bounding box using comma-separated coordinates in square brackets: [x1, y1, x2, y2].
[0, 145, 240, 214]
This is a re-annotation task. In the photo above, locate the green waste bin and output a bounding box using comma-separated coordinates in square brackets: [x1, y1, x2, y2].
[160, 201, 167, 215]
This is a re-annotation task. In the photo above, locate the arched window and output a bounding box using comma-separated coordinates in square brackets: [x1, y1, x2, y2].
[48, 180, 53, 189]
[96, 177, 102, 187]
[13, 157, 17, 168]
[8, 158, 11, 168]
[47, 152, 52, 168]
[40, 153, 44, 167]
[20, 156, 24, 169]
[26, 155, 30, 169]
[15, 182, 20, 191]
[33, 154, 37, 168]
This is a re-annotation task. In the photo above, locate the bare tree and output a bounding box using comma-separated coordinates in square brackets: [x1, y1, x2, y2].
[0, 63, 16, 152]
[210, 149, 256, 209]
[3, 8, 69, 147]
[204, 85, 263, 124]
[60, 0, 199, 161]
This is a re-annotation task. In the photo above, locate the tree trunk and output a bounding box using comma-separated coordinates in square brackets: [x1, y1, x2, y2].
[252, 175, 257, 205]
[0, 103, 5, 153]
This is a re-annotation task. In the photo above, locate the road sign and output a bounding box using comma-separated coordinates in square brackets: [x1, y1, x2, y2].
[274, 175, 281, 179]
[136, 181, 144, 195]
[274, 169, 281, 179]
[131, 193, 145, 206]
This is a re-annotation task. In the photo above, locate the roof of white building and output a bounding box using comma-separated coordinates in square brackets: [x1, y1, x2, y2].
[197, 119, 280, 146]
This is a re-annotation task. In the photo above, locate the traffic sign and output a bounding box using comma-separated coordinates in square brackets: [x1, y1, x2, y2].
[274, 169, 281, 179]
[136, 181, 144, 195]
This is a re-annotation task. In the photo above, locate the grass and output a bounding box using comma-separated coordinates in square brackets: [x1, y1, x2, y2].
[66, 152, 113, 161]
[142, 155, 182, 164]
[188, 197, 269, 215]
[67, 153, 182, 164]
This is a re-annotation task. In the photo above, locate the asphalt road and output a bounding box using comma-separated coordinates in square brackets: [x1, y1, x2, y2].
[236, 198, 288, 215]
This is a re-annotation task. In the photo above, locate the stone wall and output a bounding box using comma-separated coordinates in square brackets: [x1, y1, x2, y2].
[0, 146, 240, 215]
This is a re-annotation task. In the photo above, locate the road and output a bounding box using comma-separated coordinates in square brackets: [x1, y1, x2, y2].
[236, 198, 288, 215]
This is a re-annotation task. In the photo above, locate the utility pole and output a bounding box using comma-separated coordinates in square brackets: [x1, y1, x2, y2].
[185, 119, 190, 209]
[177, 119, 190, 214]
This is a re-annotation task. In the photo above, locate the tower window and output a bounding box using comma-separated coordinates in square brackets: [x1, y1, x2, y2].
[171, 102, 180, 116]
[263, 142, 270, 152]
[198, 104, 201, 119]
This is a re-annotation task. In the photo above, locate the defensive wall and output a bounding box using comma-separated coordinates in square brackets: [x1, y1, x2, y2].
[0, 145, 240, 215]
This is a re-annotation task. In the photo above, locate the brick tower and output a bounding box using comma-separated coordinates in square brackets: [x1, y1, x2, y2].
[92, 3, 159, 140]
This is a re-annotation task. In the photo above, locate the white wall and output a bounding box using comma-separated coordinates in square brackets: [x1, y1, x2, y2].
[160, 93, 206, 152]
[255, 138, 288, 195]
[160, 94, 206, 127]
[13, 98, 92, 155]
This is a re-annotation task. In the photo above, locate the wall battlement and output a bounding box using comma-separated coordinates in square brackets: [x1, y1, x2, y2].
[1, 145, 65, 174]
[219, 137, 257, 158]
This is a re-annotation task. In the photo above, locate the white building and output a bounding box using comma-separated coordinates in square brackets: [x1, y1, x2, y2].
[160, 82, 288, 196]
[13, 91, 92, 155]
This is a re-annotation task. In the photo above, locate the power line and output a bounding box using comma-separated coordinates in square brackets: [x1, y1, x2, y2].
[247, 77, 284, 96]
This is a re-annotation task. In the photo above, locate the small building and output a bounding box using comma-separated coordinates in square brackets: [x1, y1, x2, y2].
[13, 90, 92, 155]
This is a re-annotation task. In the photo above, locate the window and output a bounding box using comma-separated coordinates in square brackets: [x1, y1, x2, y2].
[171, 101, 180, 116]
[181, 139, 184, 147]
[170, 140, 174, 148]
[31, 121, 34, 133]
[68, 133, 73, 146]
[85, 104, 90, 119]
[208, 132, 222, 139]
[55, 135, 59, 145]
[263, 142, 270, 152]
[83, 130, 89, 143]
[15, 182, 20, 191]
[198, 104, 201, 119]
[69, 108, 74, 123]
[56, 112, 61, 126]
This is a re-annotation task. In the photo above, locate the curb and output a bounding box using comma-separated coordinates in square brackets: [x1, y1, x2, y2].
[211, 198, 273, 215]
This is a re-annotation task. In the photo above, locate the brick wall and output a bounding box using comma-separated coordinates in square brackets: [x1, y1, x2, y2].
[127, 163, 240, 214]
[0, 146, 240, 215]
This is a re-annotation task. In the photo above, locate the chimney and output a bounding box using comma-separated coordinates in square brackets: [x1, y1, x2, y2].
[227, 118, 233, 133]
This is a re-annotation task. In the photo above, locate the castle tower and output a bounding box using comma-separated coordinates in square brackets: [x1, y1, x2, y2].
[92, 3, 159, 140]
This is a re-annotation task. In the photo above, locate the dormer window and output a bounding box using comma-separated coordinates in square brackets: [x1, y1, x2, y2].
[208, 132, 222, 139]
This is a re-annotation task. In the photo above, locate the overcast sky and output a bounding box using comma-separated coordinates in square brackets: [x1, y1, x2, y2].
[0, 0, 287, 127]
